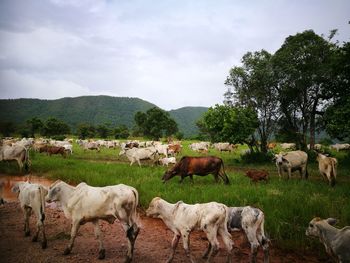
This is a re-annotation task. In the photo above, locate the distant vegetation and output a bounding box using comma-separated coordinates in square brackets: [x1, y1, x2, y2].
[0, 96, 207, 138]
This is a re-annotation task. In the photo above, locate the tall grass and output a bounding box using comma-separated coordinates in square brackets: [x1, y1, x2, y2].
[1, 141, 349, 255]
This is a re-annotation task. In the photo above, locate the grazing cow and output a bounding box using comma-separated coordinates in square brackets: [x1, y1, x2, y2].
[154, 144, 169, 157]
[307, 144, 322, 150]
[213, 142, 235, 152]
[82, 141, 100, 152]
[274, 151, 308, 180]
[162, 156, 229, 184]
[280, 143, 296, 150]
[146, 197, 233, 263]
[316, 153, 337, 187]
[330, 143, 350, 152]
[12, 181, 48, 249]
[245, 169, 269, 183]
[125, 142, 139, 149]
[306, 217, 350, 263]
[39, 145, 67, 157]
[168, 144, 182, 156]
[119, 147, 158, 167]
[189, 142, 210, 152]
[159, 157, 176, 166]
[227, 206, 269, 263]
[46, 180, 140, 261]
[0, 144, 30, 172]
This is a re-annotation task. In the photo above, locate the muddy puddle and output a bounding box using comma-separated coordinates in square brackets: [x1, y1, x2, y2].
[0, 174, 55, 202]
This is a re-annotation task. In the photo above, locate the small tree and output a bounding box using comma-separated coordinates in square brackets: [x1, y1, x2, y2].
[26, 117, 43, 137]
[114, 125, 129, 139]
[77, 124, 96, 139]
[134, 107, 178, 140]
[96, 124, 109, 139]
[42, 118, 70, 137]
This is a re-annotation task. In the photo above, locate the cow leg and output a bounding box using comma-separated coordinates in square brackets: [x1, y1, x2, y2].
[218, 226, 233, 263]
[64, 220, 81, 255]
[137, 159, 142, 167]
[287, 168, 292, 180]
[204, 226, 220, 262]
[189, 175, 194, 184]
[123, 222, 139, 263]
[166, 233, 180, 263]
[93, 221, 105, 259]
[181, 230, 195, 263]
[179, 175, 185, 183]
[244, 226, 259, 263]
[23, 207, 31, 236]
[202, 243, 212, 259]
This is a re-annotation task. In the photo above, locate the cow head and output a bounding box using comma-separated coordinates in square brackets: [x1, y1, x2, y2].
[162, 167, 178, 183]
[274, 153, 289, 166]
[46, 180, 63, 203]
[119, 148, 126, 156]
[306, 217, 337, 237]
[146, 197, 162, 218]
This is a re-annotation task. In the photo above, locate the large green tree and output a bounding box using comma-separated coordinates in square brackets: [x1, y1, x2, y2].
[134, 107, 178, 140]
[225, 50, 278, 153]
[272, 30, 335, 149]
[42, 118, 70, 137]
[199, 105, 259, 152]
[26, 117, 43, 137]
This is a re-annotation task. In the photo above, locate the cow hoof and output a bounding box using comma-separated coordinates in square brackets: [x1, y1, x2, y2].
[63, 248, 71, 255]
[32, 236, 38, 242]
[42, 241, 47, 249]
[98, 249, 105, 259]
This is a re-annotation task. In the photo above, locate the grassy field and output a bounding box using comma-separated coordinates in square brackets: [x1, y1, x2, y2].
[1, 140, 349, 256]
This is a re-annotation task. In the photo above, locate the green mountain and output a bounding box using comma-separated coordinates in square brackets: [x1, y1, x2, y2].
[169, 107, 208, 137]
[0, 96, 207, 137]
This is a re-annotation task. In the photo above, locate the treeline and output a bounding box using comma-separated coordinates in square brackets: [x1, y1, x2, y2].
[197, 30, 350, 153]
[0, 107, 182, 140]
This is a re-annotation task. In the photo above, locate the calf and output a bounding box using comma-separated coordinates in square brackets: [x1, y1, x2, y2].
[168, 144, 182, 156]
[146, 197, 233, 262]
[316, 153, 337, 187]
[12, 181, 48, 249]
[159, 157, 176, 166]
[245, 169, 269, 183]
[306, 217, 350, 262]
[46, 180, 140, 261]
[227, 206, 269, 263]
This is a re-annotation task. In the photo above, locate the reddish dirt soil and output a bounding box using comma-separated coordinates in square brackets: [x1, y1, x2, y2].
[0, 201, 327, 263]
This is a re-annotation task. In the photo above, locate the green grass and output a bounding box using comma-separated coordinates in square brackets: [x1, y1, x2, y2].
[1, 140, 350, 256]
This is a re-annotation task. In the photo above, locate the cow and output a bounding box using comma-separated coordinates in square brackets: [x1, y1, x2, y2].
[119, 147, 158, 167]
[39, 145, 67, 157]
[159, 157, 176, 166]
[245, 169, 269, 183]
[168, 144, 182, 156]
[227, 206, 269, 263]
[330, 143, 350, 152]
[316, 153, 337, 187]
[189, 142, 210, 152]
[162, 156, 230, 184]
[306, 217, 350, 263]
[146, 197, 233, 263]
[12, 181, 48, 249]
[213, 142, 235, 152]
[154, 143, 169, 157]
[280, 143, 296, 150]
[46, 180, 140, 261]
[267, 143, 276, 150]
[274, 151, 308, 180]
[82, 141, 100, 152]
[0, 144, 30, 172]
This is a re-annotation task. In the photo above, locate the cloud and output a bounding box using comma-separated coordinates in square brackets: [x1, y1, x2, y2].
[0, 0, 349, 110]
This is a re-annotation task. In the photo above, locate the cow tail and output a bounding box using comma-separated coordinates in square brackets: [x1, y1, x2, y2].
[130, 189, 140, 227]
[220, 160, 230, 184]
[330, 160, 336, 187]
[38, 186, 46, 222]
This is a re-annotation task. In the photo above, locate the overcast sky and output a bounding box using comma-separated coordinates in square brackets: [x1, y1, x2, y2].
[0, 0, 349, 110]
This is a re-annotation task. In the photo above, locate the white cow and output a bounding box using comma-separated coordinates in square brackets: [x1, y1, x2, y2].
[12, 181, 48, 249]
[316, 153, 337, 187]
[0, 144, 30, 172]
[146, 197, 233, 263]
[280, 143, 296, 150]
[82, 141, 100, 152]
[119, 147, 158, 167]
[306, 217, 350, 263]
[189, 142, 210, 152]
[227, 206, 269, 263]
[330, 143, 350, 152]
[154, 143, 169, 157]
[46, 180, 140, 261]
[159, 157, 176, 166]
[274, 150, 308, 179]
[213, 142, 234, 152]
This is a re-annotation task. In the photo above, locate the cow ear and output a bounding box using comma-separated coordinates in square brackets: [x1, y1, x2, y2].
[326, 218, 337, 226]
[282, 157, 288, 162]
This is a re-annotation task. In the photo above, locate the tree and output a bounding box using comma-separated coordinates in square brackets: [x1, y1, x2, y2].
[42, 118, 70, 137]
[199, 105, 259, 152]
[0, 121, 16, 137]
[114, 125, 130, 139]
[272, 30, 335, 149]
[134, 107, 178, 140]
[77, 124, 96, 139]
[96, 124, 109, 138]
[26, 117, 43, 137]
[225, 50, 278, 153]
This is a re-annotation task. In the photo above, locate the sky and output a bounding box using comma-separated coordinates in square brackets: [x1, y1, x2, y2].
[0, 0, 349, 110]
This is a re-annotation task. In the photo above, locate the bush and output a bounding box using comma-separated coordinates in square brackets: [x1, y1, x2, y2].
[241, 150, 274, 163]
[51, 135, 66, 141]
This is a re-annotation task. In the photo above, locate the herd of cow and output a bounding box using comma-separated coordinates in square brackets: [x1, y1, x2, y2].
[1, 137, 350, 262]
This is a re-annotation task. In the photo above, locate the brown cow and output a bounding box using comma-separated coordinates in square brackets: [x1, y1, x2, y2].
[168, 144, 182, 156]
[39, 145, 67, 157]
[245, 169, 269, 183]
[267, 143, 276, 150]
[162, 156, 229, 184]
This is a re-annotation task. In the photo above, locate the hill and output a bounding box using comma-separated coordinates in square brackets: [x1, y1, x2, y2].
[0, 96, 207, 137]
